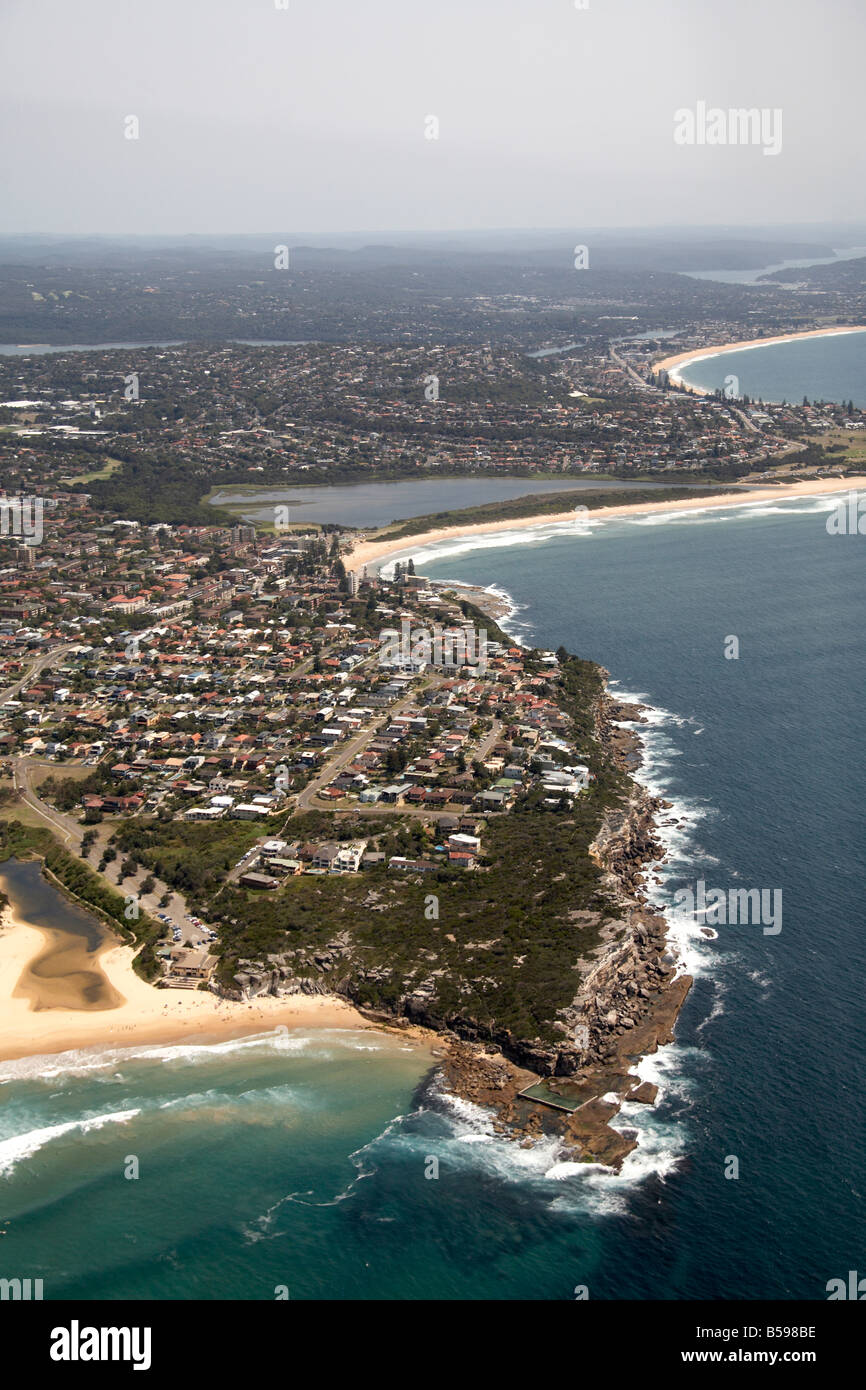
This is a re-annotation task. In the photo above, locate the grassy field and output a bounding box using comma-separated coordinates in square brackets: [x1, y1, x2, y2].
[0, 797, 52, 831]
[814, 429, 866, 468]
[217, 511, 323, 534]
[28, 762, 94, 791]
[65, 457, 123, 485]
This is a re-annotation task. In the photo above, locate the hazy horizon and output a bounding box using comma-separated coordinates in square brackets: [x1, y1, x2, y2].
[2, 223, 866, 250]
[2, 0, 864, 236]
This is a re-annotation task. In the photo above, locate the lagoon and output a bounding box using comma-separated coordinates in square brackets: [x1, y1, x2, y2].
[207, 476, 682, 529]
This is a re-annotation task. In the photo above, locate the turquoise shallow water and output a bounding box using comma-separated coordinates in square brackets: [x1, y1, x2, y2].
[0, 1029, 438, 1300]
[1, 488, 864, 1299]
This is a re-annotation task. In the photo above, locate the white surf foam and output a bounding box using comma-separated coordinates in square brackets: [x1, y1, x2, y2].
[0, 1108, 140, 1175]
[0, 1027, 388, 1085]
[416, 1070, 688, 1218]
[399, 487, 866, 566]
[378, 514, 599, 577]
[608, 683, 722, 983]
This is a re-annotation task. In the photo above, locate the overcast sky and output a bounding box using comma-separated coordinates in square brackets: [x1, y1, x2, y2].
[1, 0, 863, 235]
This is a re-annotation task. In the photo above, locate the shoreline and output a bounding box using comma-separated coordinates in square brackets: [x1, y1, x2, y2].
[3, 463, 856, 1158]
[436, 682, 693, 1169]
[653, 324, 866, 393]
[346, 475, 866, 578]
[0, 904, 433, 1065]
[364, 507, 696, 1167]
[351, 467, 829, 1163]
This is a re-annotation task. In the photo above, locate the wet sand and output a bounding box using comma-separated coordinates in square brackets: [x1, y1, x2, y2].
[0, 907, 413, 1064]
[14, 922, 124, 1012]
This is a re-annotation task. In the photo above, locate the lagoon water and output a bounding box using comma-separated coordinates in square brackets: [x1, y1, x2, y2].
[207, 476, 678, 530]
[0, 859, 119, 1012]
[677, 328, 866, 406]
[1, 492, 864, 1299]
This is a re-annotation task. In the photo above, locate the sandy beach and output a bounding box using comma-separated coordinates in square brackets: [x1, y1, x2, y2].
[654, 324, 866, 393]
[346, 476, 866, 577]
[0, 906, 394, 1063]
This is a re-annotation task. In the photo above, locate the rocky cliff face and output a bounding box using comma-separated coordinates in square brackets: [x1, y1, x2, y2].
[226, 931, 356, 1002]
[558, 688, 685, 1072]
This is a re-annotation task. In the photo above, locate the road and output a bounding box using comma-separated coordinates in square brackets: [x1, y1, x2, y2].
[610, 345, 763, 435]
[9, 757, 198, 946]
[473, 719, 503, 764]
[293, 691, 500, 823]
[608, 346, 661, 393]
[0, 642, 75, 705]
[295, 676, 440, 810]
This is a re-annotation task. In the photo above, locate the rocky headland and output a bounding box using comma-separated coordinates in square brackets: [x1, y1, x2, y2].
[219, 673, 692, 1172]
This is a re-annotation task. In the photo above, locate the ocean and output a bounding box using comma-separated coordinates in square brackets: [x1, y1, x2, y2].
[676, 328, 866, 406]
[1, 491, 864, 1300]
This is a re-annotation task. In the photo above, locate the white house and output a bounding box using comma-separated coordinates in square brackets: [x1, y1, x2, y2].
[334, 840, 368, 872]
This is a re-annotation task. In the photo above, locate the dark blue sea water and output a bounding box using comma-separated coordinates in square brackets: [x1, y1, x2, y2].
[1, 490, 863, 1299]
[419, 490, 866, 1297]
[677, 328, 866, 405]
